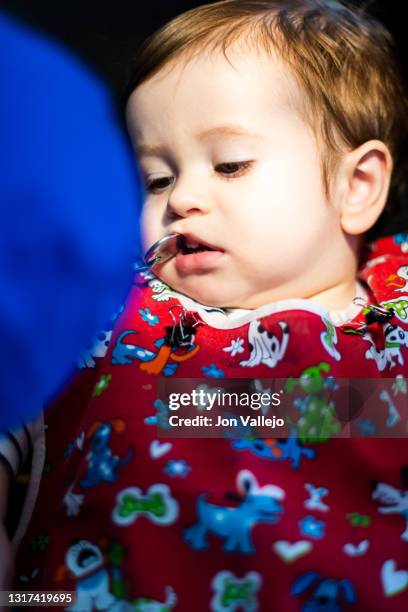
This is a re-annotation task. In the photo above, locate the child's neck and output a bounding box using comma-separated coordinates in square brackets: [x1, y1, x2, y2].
[220, 278, 360, 312]
[173, 278, 361, 315]
[299, 278, 361, 313]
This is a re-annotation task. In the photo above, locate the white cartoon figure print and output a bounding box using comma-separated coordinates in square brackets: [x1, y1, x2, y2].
[364, 323, 408, 371]
[240, 320, 289, 368]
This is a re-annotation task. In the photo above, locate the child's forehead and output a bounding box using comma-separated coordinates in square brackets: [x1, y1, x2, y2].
[151, 43, 297, 88]
[131, 44, 306, 122]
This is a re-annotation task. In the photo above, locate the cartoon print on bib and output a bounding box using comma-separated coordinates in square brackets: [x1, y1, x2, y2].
[303, 483, 330, 512]
[363, 323, 408, 371]
[232, 435, 315, 469]
[184, 470, 285, 553]
[79, 420, 133, 490]
[382, 296, 408, 323]
[210, 570, 262, 612]
[291, 572, 357, 610]
[112, 483, 179, 526]
[320, 317, 341, 361]
[386, 265, 408, 293]
[284, 364, 341, 443]
[381, 560, 408, 598]
[372, 466, 408, 542]
[239, 320, 289, 368]
[273, 539, 313, 564]
[132, 586, 177, 611]
[63, 540, 123, 612]
[342, 512, 371, 558]
[63, 539, 178, 611]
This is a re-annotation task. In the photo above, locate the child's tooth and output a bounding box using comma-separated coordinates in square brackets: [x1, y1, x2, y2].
[187, 241, 200, 248]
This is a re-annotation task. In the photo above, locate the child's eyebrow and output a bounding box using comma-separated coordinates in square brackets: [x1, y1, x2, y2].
[194, 124, 260, 140]
[137, 124, 260, 157]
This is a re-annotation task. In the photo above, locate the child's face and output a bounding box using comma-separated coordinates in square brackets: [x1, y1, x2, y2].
[127, 46, 351, 309]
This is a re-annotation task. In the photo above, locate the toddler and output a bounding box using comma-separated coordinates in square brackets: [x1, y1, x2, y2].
[5, 1, 408, 610]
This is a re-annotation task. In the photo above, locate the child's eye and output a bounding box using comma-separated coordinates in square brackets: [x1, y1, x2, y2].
[146, 176, 175, 193]
[215, 161, 253, 177]
[145, 162, 252, 192]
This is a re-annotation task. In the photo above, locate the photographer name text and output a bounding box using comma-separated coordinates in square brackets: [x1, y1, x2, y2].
[168, 414, 284, 428]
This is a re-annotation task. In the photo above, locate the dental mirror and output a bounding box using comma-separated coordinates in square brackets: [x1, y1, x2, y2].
[136, 233, 182, 271]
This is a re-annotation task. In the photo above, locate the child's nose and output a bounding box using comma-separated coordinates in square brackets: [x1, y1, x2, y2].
[166, 179, 210, 218]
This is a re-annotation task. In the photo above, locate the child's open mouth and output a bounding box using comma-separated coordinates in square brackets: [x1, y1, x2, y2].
[177, 235, 218, 254]
[175, 234, 224, 273]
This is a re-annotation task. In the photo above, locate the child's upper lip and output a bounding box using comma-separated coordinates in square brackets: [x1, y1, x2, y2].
[177, 232, 224, 252]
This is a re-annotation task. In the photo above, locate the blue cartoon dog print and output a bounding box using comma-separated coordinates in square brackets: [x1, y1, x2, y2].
[184, 470, 284, 553]
[232, 434, 315, 470]
[291, 571, 357, 611]
[80, 421, 132, 489]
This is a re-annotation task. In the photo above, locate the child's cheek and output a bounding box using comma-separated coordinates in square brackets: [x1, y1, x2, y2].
[141, 207, 157, 251]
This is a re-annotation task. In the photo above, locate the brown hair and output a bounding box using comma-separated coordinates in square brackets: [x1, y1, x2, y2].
[125, 0, 408, 238]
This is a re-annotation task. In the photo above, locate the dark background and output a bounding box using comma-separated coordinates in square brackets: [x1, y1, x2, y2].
[1, 1, 407, 104]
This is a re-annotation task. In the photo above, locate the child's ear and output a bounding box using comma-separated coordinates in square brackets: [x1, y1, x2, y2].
[338, 140, 392, 235]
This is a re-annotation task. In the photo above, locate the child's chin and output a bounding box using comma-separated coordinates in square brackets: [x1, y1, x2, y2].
[156, 268, 241, 308]
[177, 282, 232, 308]
[183, 289, 225, 308]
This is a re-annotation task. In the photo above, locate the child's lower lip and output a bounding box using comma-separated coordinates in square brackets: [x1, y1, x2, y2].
[175, 249, 224, 273]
